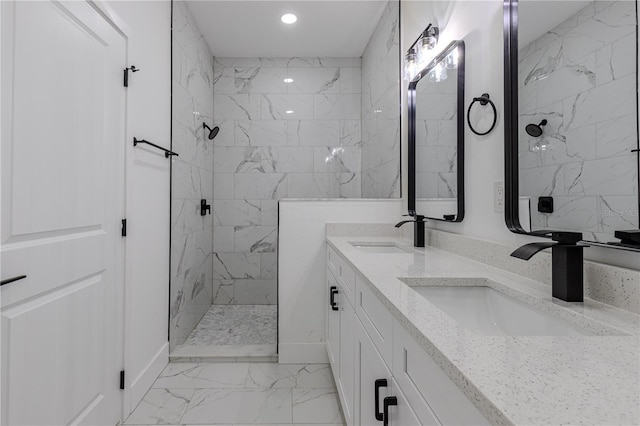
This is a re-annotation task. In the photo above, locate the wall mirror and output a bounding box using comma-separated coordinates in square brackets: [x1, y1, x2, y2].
[504, 0, 640, 250]
[408, 40, 465, 221]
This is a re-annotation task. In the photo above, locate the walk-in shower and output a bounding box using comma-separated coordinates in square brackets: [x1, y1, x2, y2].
[169, 0, 401, 361]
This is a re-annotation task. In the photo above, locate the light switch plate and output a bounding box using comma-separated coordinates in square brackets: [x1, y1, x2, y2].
[494, 181, 504, 212]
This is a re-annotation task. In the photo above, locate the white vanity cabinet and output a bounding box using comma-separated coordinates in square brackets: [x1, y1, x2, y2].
[326, 243, 489, 426]
[326, 246, 356, 425]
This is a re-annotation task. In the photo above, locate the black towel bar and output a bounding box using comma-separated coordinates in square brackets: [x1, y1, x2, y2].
[133, 137, 178, 158]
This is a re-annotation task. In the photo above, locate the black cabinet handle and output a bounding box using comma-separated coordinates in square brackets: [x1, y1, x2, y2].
[383, 396, 398, 426]
[375, 378, 388, 421]
[330, 286, 339, 311]
[1, 275, 26, 286]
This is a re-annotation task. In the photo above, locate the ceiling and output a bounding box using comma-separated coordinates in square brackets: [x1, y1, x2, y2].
[185, 1, 388, 58]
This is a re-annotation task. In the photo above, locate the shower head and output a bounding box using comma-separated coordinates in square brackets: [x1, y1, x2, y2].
[526, 119, 547, 138]
[203, 123, 219, 140]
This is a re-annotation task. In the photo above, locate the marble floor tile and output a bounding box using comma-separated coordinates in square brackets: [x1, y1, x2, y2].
[152, 363, 250, 389]
[183, 305, 277, 347]
[292, 389, 343, 424]
[245, 364, 335, 389]
[125, 388, 194, 425]
[181, 389, 293, 424]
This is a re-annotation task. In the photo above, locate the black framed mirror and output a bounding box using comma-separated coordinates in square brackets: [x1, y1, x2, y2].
[408, 40, 465, 222]
[504, 0, 640, 251]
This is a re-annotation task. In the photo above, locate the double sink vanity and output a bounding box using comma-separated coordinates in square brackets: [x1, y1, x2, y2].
[324, 234, 639, 425]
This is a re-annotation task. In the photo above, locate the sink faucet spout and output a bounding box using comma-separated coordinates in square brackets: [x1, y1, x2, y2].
[395, 215, 426, 248]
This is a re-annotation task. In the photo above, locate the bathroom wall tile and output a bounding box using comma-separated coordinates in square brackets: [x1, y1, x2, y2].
[598, 195, 639, 235]
[260, 200, 278, 226]
[314, 94, 361, 120]
[288, 173, 338, 198]
[213, 173, 235, 199]
[339, 120, 362, 146]
[235, 67, 288, 94]
[212, 279, 235, 304]
[313, 147, 361, 174]
[235, 121, 287, 147]
[519, 164, 565, 197]
[286, 120, 340, 147]
[214, 94, 261, 120]
[565, 155, 637, 196]
[211, 120, 235, 147]
[234, 226, 277, 253]
[261, 94, 314, 120]
[234, 173, 288, 199]
[260, 253, 278, 280]
[233, 280, 277, 304]
[339, 67, 362, 94]
[361, 160, 401, 199]
[287, 68, 340, 94]
[213, 253, 261, 280]
[213, 226, 234, 252]
[213, 199, 261, 226]
[213, 67, 235, 94]
[261, 147, 314, 173]
[595, 114, 636, 159]
[315, 57, 361, 68]
[595, 32, 636, 85]
[338, 173, 362, 198]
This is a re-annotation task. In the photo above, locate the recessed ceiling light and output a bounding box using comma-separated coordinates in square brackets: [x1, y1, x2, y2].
[284, 78, 294, 83]
[285, 110, 294, 114]
[281, 13, 297, 24]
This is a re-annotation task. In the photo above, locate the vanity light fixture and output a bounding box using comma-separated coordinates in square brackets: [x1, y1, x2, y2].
[281, 13, 297, 24]
[404, 24, 439, 81]
[416, 25, 439, 68]
[404, 48, 418, 81]
[445, 48, 458, 69]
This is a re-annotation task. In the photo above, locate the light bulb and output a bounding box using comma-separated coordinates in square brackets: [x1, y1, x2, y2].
[428, 62, 447, 82]
[417, 34, 437, 68]
[281, 13, 297, 24]
[404, 49, 417, 81]
[445, 49, 458, 69]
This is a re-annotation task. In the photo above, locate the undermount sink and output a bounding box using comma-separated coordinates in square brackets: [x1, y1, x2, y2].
[349, 242, 409, 254]
[411, 285, 596, 336]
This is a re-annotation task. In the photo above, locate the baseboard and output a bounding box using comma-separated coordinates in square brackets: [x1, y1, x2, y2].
[278, 343, 328, 364]
[126, 342, 168, 416]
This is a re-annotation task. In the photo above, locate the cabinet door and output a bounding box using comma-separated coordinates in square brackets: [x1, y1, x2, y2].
[386, 379, 426, 426]
[326, 268, 340, 369]
[356, 321, 391, 426]
[338, 300, 356, 425]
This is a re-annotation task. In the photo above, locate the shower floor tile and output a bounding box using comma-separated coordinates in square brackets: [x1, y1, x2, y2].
[184, 305, 277, 346]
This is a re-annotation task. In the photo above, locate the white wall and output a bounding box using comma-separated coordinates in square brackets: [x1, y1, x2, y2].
[278, 199, 402, 363]
[401, 0, 639, 270]
[102, 0, 171, 417]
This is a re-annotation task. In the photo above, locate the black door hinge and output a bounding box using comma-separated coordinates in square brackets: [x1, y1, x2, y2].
[121, 219, 127, 237]
[123, 65, 139, 87]
[120, 370, 125, 390]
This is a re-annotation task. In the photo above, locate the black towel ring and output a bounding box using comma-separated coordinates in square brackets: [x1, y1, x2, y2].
[467, 93, 497, 136]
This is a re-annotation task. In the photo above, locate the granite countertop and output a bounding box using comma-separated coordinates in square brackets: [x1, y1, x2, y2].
[327, 236, 640, 426]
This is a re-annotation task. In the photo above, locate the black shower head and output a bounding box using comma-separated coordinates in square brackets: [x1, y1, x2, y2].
[203, 123, 219, 140]
[526, 119, 547, 138]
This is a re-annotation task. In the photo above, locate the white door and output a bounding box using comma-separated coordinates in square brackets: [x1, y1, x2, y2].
[1, 1, 126, 425]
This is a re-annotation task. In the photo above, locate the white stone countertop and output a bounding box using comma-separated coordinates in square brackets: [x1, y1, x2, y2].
[327, 236, 640, 426]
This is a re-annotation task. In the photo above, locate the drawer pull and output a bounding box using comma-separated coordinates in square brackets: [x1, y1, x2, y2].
[383, 396, 398, 426]
[330, 286, 339, 311]
[374, 378, 388, 421]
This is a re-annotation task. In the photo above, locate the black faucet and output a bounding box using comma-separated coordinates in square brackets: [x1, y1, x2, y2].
[395, 215, 426, 247]
[511, 231, 587, 302]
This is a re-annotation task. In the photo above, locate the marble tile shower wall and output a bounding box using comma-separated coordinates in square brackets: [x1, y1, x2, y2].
[414, 70, 457, 198]
[518, 0, 638, 242]
[212, 57, 362, 305]
[361, 0, 401, 198]
[170, 1, 215, 350]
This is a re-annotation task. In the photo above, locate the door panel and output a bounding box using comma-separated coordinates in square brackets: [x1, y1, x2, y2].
[1, 1, 126, 425]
